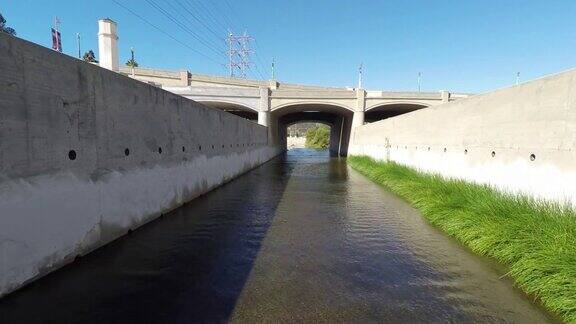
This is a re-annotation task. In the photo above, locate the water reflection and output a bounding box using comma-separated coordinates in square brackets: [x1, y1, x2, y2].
[0, 149, 558, 323]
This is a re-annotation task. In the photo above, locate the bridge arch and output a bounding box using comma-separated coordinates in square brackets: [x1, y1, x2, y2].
[197, 100, 259, 121]
[365, 101, 429, 123]
[272, 103, 354, 156]
[271, 100, 355, 113]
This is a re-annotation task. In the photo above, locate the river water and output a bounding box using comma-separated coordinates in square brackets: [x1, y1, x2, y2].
[0, 149, 557, 323]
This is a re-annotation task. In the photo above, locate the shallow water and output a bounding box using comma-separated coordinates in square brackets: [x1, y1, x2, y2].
[0, 149, 557, 323]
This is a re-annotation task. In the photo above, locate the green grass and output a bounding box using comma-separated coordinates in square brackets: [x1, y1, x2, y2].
[348, 155, 576, 323]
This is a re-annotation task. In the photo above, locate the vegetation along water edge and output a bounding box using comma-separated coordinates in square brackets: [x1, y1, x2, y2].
[348, 155, 576, 323]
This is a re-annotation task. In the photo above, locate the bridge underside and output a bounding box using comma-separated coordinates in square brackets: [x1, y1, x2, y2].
[195, 101, 430, 157]
[198, 101, 258, 121]
[274, 104, 353, 157]
[365, 103, 428, 123]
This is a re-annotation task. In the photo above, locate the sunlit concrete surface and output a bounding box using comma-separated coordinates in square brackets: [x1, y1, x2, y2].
[350, 69, 576, 204]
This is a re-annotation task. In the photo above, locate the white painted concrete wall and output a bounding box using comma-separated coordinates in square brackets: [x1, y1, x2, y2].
[349, 69, 576, 205]
[0, 34, 280, 297]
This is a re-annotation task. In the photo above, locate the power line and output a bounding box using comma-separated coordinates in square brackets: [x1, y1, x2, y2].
[144, 0, 225, 58]
[163, 1, 225, 52]
[223, 0, 241, 29]
[188, 0, 230, 32]
[110, 0, 221, 65]
[253, 65, 265, 80]
[115, 0, 267, 79]
[172, 0, 225, 43]
[246, 66, 261, 81]
[146, 0, 225, 56]
[203, 0, 236, 32]
[253, 39, 270, 79]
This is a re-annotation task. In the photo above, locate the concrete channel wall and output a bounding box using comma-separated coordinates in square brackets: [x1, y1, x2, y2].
[349, 69, 576, 204]
[0, 34, 280, 297]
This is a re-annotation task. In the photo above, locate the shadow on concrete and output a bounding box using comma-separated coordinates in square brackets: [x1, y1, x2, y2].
[0, 153, 296, 323]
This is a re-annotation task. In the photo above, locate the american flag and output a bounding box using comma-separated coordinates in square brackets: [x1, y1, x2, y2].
[51, 28, 62, 52]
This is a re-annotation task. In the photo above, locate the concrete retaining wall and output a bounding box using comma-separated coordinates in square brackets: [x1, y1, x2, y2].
[349, 69, 576, 204]
[0, 34, 280, 297]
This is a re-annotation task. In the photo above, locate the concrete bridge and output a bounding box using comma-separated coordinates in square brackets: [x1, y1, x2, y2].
[120, 67, 469, 155]
[93, 18, 470, 155]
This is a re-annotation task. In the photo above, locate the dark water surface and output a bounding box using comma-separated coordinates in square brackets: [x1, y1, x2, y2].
[0, 149, 557, 323]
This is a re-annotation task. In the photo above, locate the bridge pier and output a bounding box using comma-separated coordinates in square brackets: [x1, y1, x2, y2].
[351, 111, 365, 129]
[353, 89, 366, 129]
[258, 87, 271, 128]
[351, 89, 366, 143]
[258, 111, 270, 127]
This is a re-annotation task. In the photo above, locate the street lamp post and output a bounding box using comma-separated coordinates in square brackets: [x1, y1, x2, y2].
[76, 33, 81, 59]
[418, 72, 422, 92]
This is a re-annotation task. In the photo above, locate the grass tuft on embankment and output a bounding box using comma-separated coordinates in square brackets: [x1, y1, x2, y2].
[348, 155, 576, 323]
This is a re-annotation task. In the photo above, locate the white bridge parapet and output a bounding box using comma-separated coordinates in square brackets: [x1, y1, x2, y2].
[123, 67, 468, 116]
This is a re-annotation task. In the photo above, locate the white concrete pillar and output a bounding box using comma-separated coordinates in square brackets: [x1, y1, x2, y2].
[98, 18, 119, 71]
[351, 111, 365, 129]
[179, 70, 189, 86]
[258, 111, 270, 127]
[349, 88, 366, 151]
[353, 88, 366, 129]
[441, 90, 450, 103]
[258, 87, 271, 127]
[268, 80, 278, 90]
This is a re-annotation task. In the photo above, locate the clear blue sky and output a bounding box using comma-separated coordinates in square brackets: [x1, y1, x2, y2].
[3, 0, 576, 93]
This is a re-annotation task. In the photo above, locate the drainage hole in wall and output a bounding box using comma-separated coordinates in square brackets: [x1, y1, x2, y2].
[491, 151, 496, 157]
[212, 145, 214, 149]
[530, 153, 536, 161]
[158, 147, 162, 154]
[68, 150, 77, 160]
[182, 146, 186, 152]
[124, 148, 130, 156]
[198, 145, 202, 151]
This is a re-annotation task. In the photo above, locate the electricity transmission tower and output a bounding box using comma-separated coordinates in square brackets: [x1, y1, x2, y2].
[227, 32, 254, 78]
